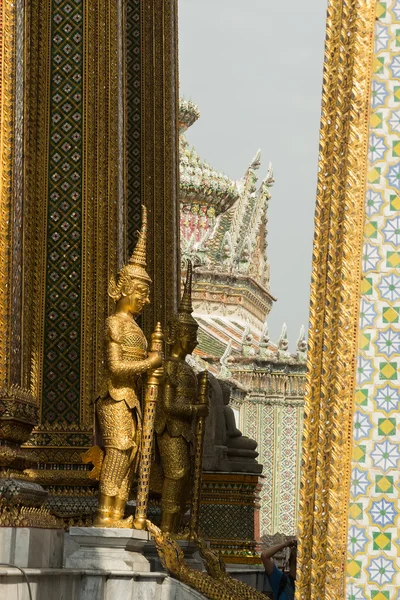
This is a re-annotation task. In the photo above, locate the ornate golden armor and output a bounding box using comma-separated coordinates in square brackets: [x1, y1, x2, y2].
[155, 261, 208, 534]
[93, 206, 162, 528]
[155, 357, 197, 488]
[156, 358, 197, 442]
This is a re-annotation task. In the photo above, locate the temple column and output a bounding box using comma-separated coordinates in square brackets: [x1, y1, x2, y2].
[13, 0, 180, 517]
[140, 0, 180, 330]
[0, 0, 38, 472]
[0, 0, 61, 527]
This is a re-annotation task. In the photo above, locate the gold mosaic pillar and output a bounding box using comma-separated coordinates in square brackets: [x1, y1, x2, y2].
[140, 0, 180, 331]
[13, 0, 180, 515]
[296, 1, 376, 599]
[0, 0, 61, 526]
[0, 0, 39, 468]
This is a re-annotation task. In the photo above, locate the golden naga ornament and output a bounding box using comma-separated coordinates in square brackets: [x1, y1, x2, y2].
[92, 205, 163, 528]
[147, 521, 265, 600]
[154, 260, 209, 536]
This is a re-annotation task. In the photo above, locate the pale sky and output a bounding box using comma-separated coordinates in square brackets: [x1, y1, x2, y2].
[178, 0, 327, 348]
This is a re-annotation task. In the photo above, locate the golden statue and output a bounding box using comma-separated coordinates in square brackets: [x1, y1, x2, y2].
[93, 206, 163, 528]
[155, 261, 209, 534]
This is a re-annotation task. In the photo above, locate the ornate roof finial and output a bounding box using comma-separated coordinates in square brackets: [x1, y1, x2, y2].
[260, 319, 270, 346]
[297, 325, 307, 356]
[250, 149, 262, 171]
[178, 98, 200, 132]
[259, 319, 273, 358]
[241, 325, 254, 356]
[219, 340, 232, 378]
[108, 205, 151, 301]
[278, 323, 289, 352]
[267, 162, 274, 183]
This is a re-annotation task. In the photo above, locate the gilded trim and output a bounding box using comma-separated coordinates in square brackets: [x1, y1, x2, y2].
[9, 0, 24, 385]
[82, 0, 121, 424]
[0, 0, 16, 387]
[26, 0, 51, 402]
[141, 0, 179, 334]
[296, 2, 376, 599]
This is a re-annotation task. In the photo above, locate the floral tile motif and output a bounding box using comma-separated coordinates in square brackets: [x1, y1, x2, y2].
[346, 1, 400, 597]
[42, 0, 83, 424]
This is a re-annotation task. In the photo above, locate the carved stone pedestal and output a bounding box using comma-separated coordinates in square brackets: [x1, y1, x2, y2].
[65, 527, 151, 572]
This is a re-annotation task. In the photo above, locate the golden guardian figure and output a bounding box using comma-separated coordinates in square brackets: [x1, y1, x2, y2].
[93, 206, 163, 528]
[155, 261, 209, 534]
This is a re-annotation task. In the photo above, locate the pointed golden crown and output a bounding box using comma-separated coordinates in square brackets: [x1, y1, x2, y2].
[177, 261, 198, 327]
[108, 205, 151, 301]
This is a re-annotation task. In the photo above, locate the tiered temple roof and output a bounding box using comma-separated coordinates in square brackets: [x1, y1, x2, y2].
[179, 99, 239, 215]
[179, 99, 307, 380]
[180, 99, 300, 367]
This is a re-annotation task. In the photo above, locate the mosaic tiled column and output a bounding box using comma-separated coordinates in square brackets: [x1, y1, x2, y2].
[19, 0, 180, 511]
[346, 3, 400, 598]
[0, 0, 63, 527]
[0, 0, 39, 469]
[295, 2, 378, 599]
[24, 0, 123, 485]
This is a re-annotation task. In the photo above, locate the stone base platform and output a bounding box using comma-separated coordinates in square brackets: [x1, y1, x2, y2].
[0, 528, 64, 569]
[0, 569, 207, 600]
[0, 525, 265, 599]
[64, 527, 150, 572]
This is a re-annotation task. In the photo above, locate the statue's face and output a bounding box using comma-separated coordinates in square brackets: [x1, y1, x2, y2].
[180, 326, 198, 355]
[127, 282, 150, 315]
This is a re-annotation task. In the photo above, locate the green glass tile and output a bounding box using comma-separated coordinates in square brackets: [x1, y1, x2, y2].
[375, 475, 394, 494]
[348, 502, 364, 520]
[386, 251, 400, 268]
[346, 559, 362, 579]
[393, 140, 400, 157]
[373, 531, 391, 551]
[354, 389, 368, 407]
[379, 362, 398, 380]
[383, 306, 400, 323]
[378, 417, 396, 436]
[389, 194, 400, 211]
[371, 592, 389, 600]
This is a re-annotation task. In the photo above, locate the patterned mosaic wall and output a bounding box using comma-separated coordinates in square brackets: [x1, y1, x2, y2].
[260, 403, 274, 534]
[241, 392, 303, 537]
[42, 0, 84, 424]
[346, 2, 400, 598]
[199, 473, 262, 563]
[126, 0, 142, 255]
[40, 0, 143, 426]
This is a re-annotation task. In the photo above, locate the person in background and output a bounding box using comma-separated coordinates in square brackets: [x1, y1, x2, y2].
[261, 538, 297, 600]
